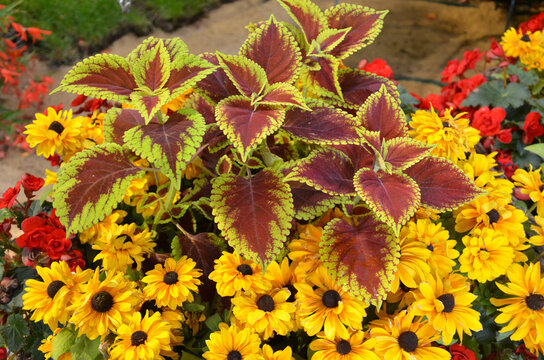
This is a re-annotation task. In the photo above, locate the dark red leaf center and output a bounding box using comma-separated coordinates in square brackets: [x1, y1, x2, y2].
[48, 121, 65, 135]
[322, 290, 341, 308]
[438, 293, 455, 313]
[91, 290, 114, 312]
[163, 271, 179, 285]
[526, 294, 544, 311]
[131, 330, 147, 346]
[398, 331, 418, 352]
[257, 295, 275, 312]
[46, 280, 65, 299]
[336, 340, 351, 355]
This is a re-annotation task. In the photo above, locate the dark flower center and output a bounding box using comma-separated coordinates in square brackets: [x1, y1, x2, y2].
[139, 300, 161, 316]
[526, 294, 544, 311]
[398, 331, 418, 352]
[486, 209, 500, 224]
[163, 271, 179, 285]
[46, 280, 65, 299]
[399, 282, 413, 293]
[322, 290, 341, 308]
[539, 184, 544, 192]
[227, 351, 242, 360]
[285, 283, 297, 302]
[427, 244, 434, 252]
[521, 34, 531, 42]
[48, 121, 65, 135]
[257, 295, 275, 312]
[116, 234, 133, 243]
[130, 330, 147, 346]
[148, 185, 158, 193]
[442, 121, 450, 127]
[438, 293, 455, 313]
[336, 340, 351, 355]
[91, 290, 114, 312]
[237, 264, 253, 276]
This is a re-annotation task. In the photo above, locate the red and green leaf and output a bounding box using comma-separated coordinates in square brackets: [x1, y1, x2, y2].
[337, 69, 398, 108]
[285, 148, 356, 196]
[52, 143, 146, 234]
[260, 83, 309, 109]
[123, 108, 206, 183]
[127, 37, 189, 64]
[197, 53, 239, 101]
[240, 15, 302, 84]
[312, 27, 351, 54]
[130, 89, 170, 124]
[215, 95, 285, 162]
[404, 156, 486, 211]
[354, 168, 420, 233]
[216, 53, 268, 97]
[103, 108, 146, 145]
[282, 106, 361, 144]
[383, 138, 434, 171]
[175, 232, 224, 278]
[325, 4, 387, 59]
[163, 53, 216, 100]
[357, 85, 407, 140]
[54, 54, 137, 102]
[334, 143, 375, 170]
[277, 0, 327, 44]
[301, 55, 342, 98]
[210, 169, 294, 265]
[288, 181, 345, 220]
[133, 39, 170, 92]
[320, 214, 399, 304]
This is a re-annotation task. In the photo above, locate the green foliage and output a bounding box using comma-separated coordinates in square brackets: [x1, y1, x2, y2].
[70, 334, 102, 360]
[51, 327, 76, 359]
[461, 80, 530, 109]
[0, 314, 29, 353]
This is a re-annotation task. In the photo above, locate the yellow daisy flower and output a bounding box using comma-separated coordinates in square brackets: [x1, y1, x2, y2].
[203, 323, 263, 360]
[501, 28, 532, 58]
[22, 261, 92, 330]
[294, 266, 367, 340]
[410, 273, 482, 345]
[512, 166, 544, 215]
[83, 111, 105, 145]
[310, 330, 380, 360]
[262, 345, 294, 360]
[209, 251, 271, 297]
[109, 311, 172, 360]
[232, 288, 296, 339]
[369, 310, 450, 360]
[44, 169, 57, 187]
[69, 269, 138, 339]
[160, 88, 193, 114]
[92, 223, 156, 271]
[142, 256, 202, 309]
[490, 262, 544, 344]
[264, 257, 301, 302]
[25, 107, 86, 158]
[38, 328, 72, 360]
[288, 223, 323, 279]
[79, 210, 127, 244]
[459, 152, 513, 202]
[408, 107, 480, 164]
[529, 215, 544, 246]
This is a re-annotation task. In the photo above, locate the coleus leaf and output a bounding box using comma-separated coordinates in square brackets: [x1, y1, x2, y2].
[325, 4, 387, 59]
[197, 53, 239, 101]
[127, 37, 189, 64]
[163, 53, 216, 100]
[260, 83, 309, 109]
[277, 0, 327, 44]
[357, 85, 407, 140]
[282, 106, 361, 144]
[383, 137, 434, 172]
[176, 232, 224, 278]
[353, 168, 420, 233]
[216, 53, 268, 98]
[404, 156, 486, 211]
[123, 108, 206, 184]
[53, 143, 146, 234]
[211, 169, 294, 266]
[301, 55, 342, 98]
[184, 92, 216, 125]
[337, 69, 398, 108]
[311, 27, 351, 54]
[132, 39, 170, 92]
[320, 214, 399, 304]
[102, 108, 146, 145]
[53, 54, 137, 102]
[285, 148, 356, 196]
[130, 89, 170, 124]
[240, 15, 302, 84]
[215, 95, 285, 162]
[333, 143, 374, 170]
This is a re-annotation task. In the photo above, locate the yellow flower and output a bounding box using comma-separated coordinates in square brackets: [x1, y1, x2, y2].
[460, 152, 513, 202]
[232, 288, 296, 339]
[458, 228, 515, 282]
[310, 330, 380, 360]
[203, 323, 263, 360]
[369, 310, 450, 360]
[25, 107, 86, 158]
[501, 28, 532, 58]
[209, 251, 271, 297]
[512, 166, 544, 215]
[491, 262, 544, 345]
[262, 345, 294, 360]
[410, 273, 482, 345]
[22, 261, 92, 330]
[92, 223, 156, 271]
[38, 328, 72, 360]
[530, 215, 544, 246]
[79, 210, 127, 244]
[83, 111, 105, 145]
[160, 88, 193, 114]
[142, 256, 202, 309]
[408, 107, 480, 164]
[109, 311, 172, 360]
[44, 169, 57, 187]
[288, 223, 323, 279]
[295, 266, 367, 340]
[264, 257, 300, 300]
[69, 270, 138, 339]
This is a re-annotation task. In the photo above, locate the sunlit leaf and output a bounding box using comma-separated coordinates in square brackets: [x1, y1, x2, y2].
[383, 137, 434, 171]
[102, 108, 146, 145]
[337, 69, 398, 108]
[216, 53, 268, 97]
[260, 83, 309, 109]
[197, 53, 239, 101]
[277, 0, 327, 43]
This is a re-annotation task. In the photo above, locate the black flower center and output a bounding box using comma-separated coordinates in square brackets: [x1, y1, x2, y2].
[442, 121, 450, 127]
[116, 234, 133, 243]
[285, 283, 297, 302]
[257, 295, 275, 312]
[438, 293, 455, 313]
[48, 121, 65, 135]
[148, 185, 158, 193]
[336, 340, 351, 355]
[130, 330, 147, 346]
[399, 282, 413, 293]
[398, 331, 418, 352]
[91, 290, 114, 312]
[139, 300, 161, 316]
[237, 264, 253, 276]
[486, 209, 500, 224]
[227, 350, 242, 360]
[322, 290, 341, 308]
[521, 34, 531, 42]
[427, 244, 434, 252]
[46, 280, 65, 299]
[163, 271, 179, 285]
[526, 294, 544, 311]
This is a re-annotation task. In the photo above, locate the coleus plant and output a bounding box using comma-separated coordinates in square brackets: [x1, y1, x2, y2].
[50, 0, 483, 304]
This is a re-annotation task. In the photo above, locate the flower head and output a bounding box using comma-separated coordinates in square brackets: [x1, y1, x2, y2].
[310, 330, 380, 360]
[203, 323, 263, 360]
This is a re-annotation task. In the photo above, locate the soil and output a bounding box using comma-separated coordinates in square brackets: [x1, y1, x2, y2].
[0, 0, 508, 194]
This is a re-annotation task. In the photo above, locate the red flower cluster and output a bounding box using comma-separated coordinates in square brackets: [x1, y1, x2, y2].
[441, 49, 483, 83]
[519, 13, 544, 34]
[15, 210, 72, 261]
[0, 173, 45, 210]
[358, 58, 394, 80]
[522, 112, 544, 144]
[471, 106, 506, 137]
